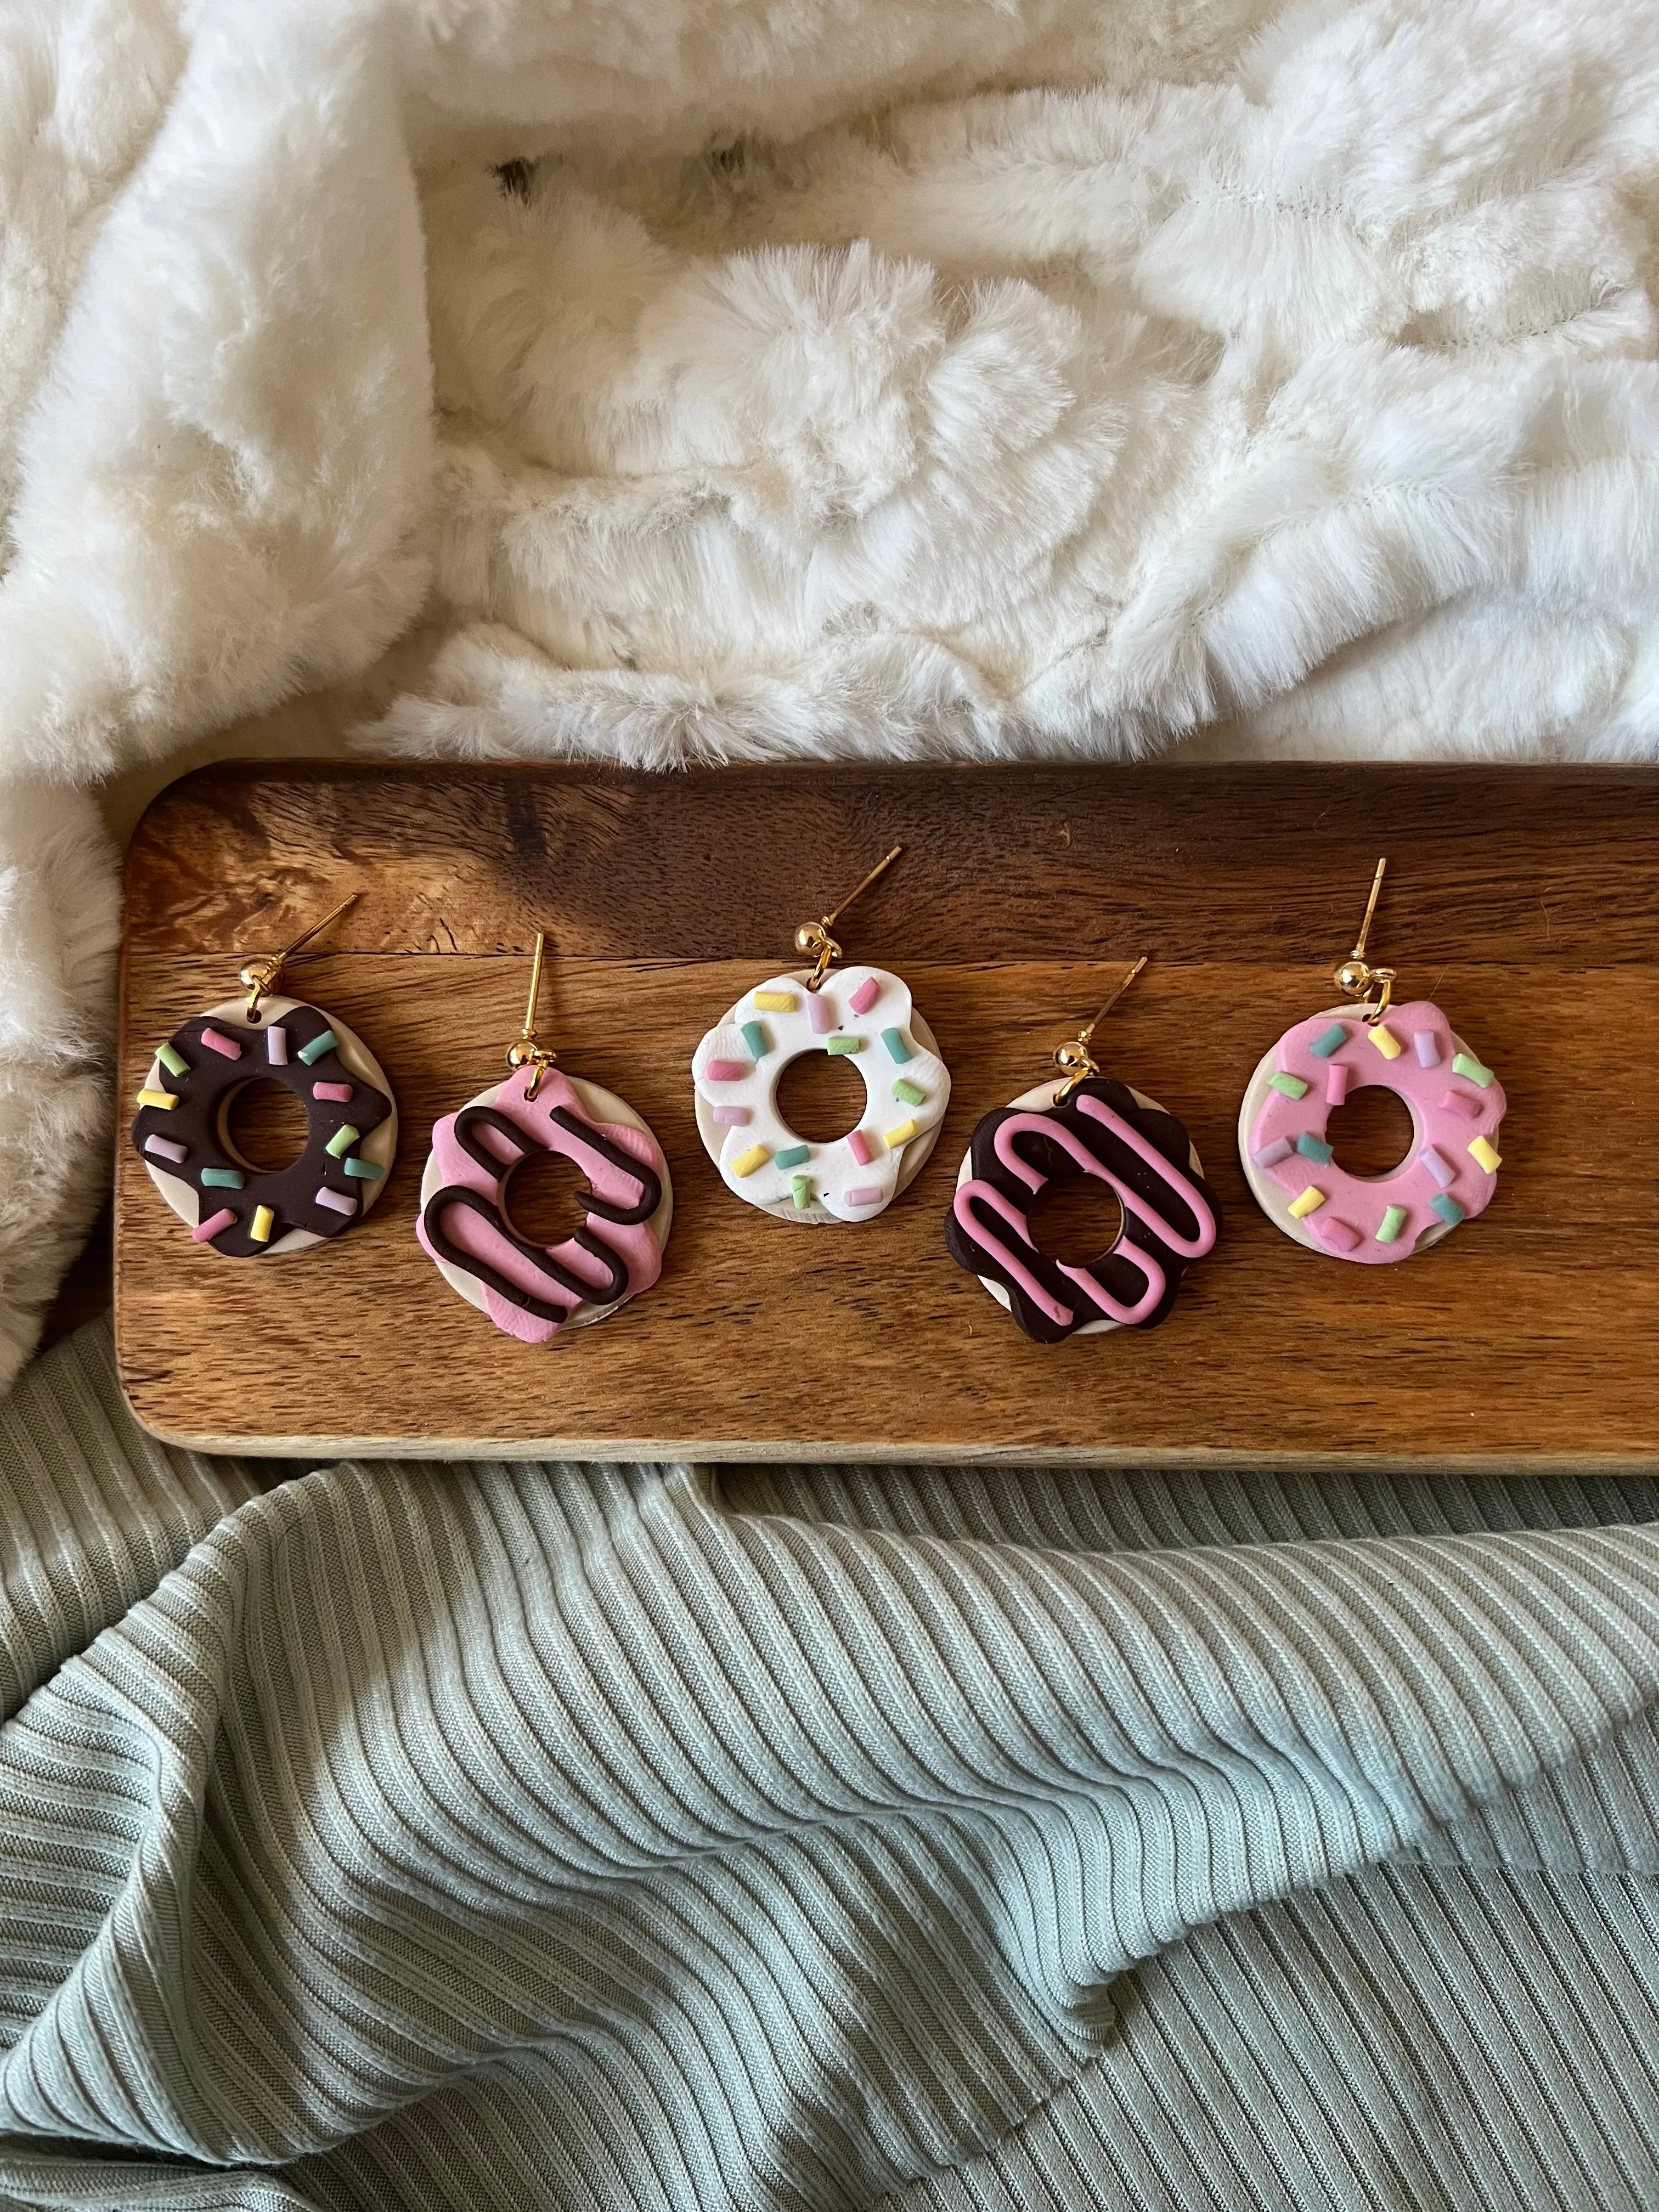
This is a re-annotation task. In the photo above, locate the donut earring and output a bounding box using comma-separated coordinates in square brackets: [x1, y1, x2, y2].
[417, 933, 672, 1343]
[131, 894, 397, 1256]
[946, 959, 1220, 1342]
[1238, 858, 1507, 1263]
[691, 844, 951, 1223]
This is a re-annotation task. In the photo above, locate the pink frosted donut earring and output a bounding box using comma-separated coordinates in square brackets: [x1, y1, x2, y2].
[417, 933, 672, 1342]
[1239, 859, 1506, 1264]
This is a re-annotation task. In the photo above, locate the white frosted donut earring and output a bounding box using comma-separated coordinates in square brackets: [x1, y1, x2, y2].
[691, 844, 951, 1224]
[1239, 858, 1507, 1264]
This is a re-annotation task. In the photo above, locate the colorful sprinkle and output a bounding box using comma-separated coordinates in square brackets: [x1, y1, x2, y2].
[200, 1026, 242, 1060]
[144, 1134, 189, 1164]
[136, 1088, 178, 1111]
[191, 1207, 236, 1244]
[792, 1176, 812, 1210]
[826, 1035, 862, 1056]
[881, 1028, 912, 1064]
[1310, 1023, 1348, 1059]
[1452, 1053, 1494, 1087]
[1367, 1023, 1402, 1060]
[884, 1118, 919, 1149]
[1325, 1065, 1351, 1106]
[266, 1026, 289, 1065]
[1268, 1072, 1309, 1099]
[847, 1130, 875, 1167]
[342, 1157, 382, 1180]
[740, 1020, 769, 1059]
[1251, 1137, 1293, 1169]
[753, 991, 794, 1012]
[1431, 1193, 1466, 1227]
[296, 1029, 338, 1066]
[1315, 1215, 1361, 1253]
[325, 1123, 361, 1159]
[712, 1105, 751, 1126]
[776, 1144, 810, 1170]
[892, 1079, 926, 1107]
[312, 1081, 353, 1103]
[1468, 1135, 1502, 1173]
[1376, 1205, 1408, 1244]
[704, 1058, 747, 1083]
[1295, 1131, 1334, 1165]
[250, 1205, 276, 1244]
[732, 1144, 769, 1178]
[848, 977, 881, 1016]
[1413, 1031, 1442, 1068]
[1439, 1090, 1480, 1121]
[1288, 1186, 1326, 1218]
[1420, 1145, 1455, 1189]
[156, 1042, 189, 1079]
[200, 1167, 245, 1189]
[808, 995, 834, 1035]
[315, 1188, 357, 1216]
[845, 1186, 883, 1207]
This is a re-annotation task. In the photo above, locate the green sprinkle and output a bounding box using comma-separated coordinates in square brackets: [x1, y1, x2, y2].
[1295, 1131, 1333, 1164]
[1268, 1071, 1309, 1099]
[325, 1123, 361, 1159]
[342, 1156, 382, 1180]
[1431, 1193, 1466, 1227]
[297, 1028, 338, 1066]
[1309, 1023, 1348, 1059]
[200, 1167, 244, 1189]
[792, 1175, 811, 1210]
[1452, 1052, 1493, 1088]
[775, 1144, 810, 1169]
[740, 1020, 769, 1059]
[826, 1035, 862, 1055]
[881, 1028, 912, 1064]
[892, 1078, 926, 1107]
[157, 1042, 189, 1079]
[1375, 1204, 1407, 1244]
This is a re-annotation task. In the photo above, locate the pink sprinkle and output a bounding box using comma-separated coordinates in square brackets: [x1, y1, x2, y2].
[1421, 1145, 1455, 1189]
[847, 1130, 874, 1166]
[144, 1134, 188, 1163]
[712, 1104, 751, 1126]
[1315, 1215, 1361, 1253]
[808, 995, 834, 1034]
[191, 1207, 236, 1244]
[845, 1186, 883, 1207]
[704, 1058, 747, 1083]
[312, 1081, 353, 1103]
[849, 977, 881, 1016]
[266, 1026, 289, 1064]
[200, 1026, 242, 1060]
[1439, 1090, 1479, 1121]
[314, 1187, 357, 1216]
[1413, 1031, 1441, 1068]
[1325, 1065, 1351, 1105]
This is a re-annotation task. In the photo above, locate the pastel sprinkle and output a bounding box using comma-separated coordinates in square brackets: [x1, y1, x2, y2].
[845, 1186, 883, 1207]
[732, 1144, 769, 1178]
[704, 1058, 747, 1083]
[312, 1081, 353, 1103]
[1469, 1135, 1502, 1173]
[808, 995, 834, 1035]
[200, 1026, 242, 1061]
[1413, 1031, 1442, 1068]
[1440, 1090, 1480, 1121]
[1315, 1215, 1361, 1253]
[1310, 1023, 1348, 1059]
[1368, 1023, 1403, 1060]
[156, 1042, 189, 1079]
[144, 1135, 188, 1163]
[250, 1205, 276, 1244]
[826, 1035, 862, 1056]
[740, 1020, 769, 1059]
[848, 978, 881, 1016]
[884, 1118, 919, 1149]
[296, 1029, 338, 1066]
[882, 1028, 913, 1064]
[191, 1208, 236, 1244]
[342, 1156, 382, 1180]
[315, 1188, 357, 1216]
[266, 1027, 289, 1065]
[776, 1144, 810, 1169]
[1268, 1072, 1308, 1099]
[1376, 1205, 1408, 1245]
[892, 1079, 926, 1107]
[1288, 1186, 1326, 1219]
[792, 1176, 812, 1210]
[200, 1167, 244, 1189]
[1420, 1145, 1455, 1189]
[847, 1130, 875, 1167]
[1431, 1193, 1466, 1227]
[753, 991, 794, 1012]
[1452, 1053, 1494, 1087]
[1295, 1131, 1334, 1165]
[712, 1105, 751, 1126]
[1251, 1138, 1293, 1169]
[136, 1088, 178, 1111]
[1325, 1065, 1351, 1106]
[325, 1123, 361, 1159]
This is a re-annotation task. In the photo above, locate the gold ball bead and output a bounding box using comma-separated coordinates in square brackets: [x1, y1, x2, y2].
[1335, 961, 1367, 995]
[794, 924, 818, 955]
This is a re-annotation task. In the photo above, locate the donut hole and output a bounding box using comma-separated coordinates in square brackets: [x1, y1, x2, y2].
[222, 1079, 308, 1173]
[774, 1051, 866, 1144]
[1028, 1177, 1126, 1271]
[501, 1147, 590, 1249]
[1325, 1084, 1415, 1178]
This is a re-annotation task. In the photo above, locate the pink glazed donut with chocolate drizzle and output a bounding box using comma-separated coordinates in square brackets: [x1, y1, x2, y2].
[1238, 1000, 1505, 1265]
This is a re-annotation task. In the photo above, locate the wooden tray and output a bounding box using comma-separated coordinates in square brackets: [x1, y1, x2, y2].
[115, 761, 1659, 1468]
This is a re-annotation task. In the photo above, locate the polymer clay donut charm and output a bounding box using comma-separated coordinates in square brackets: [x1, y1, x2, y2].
[947, 1076, 1220, 1342]
[1238, 1000, 1505, 1263]
[131, 994, 397, 1256]
[417, 1063, 672, 1344]
[691, 966, 950, 1223]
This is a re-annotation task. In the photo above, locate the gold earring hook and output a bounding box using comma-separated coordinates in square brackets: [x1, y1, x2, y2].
[506, 931, 559, 1100]
[1332, 856, 1397, 1022]
[239, 893, 358, 1019]
[793, 844, 903, 991]
[1053, 956, 1148, 1098]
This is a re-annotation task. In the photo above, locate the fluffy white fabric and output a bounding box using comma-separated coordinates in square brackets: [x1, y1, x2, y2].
[1, 0, 1657, 1380]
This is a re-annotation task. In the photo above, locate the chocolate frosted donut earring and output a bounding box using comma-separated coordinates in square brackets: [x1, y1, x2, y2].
[1239, 858, 1507, 1263]
[947, 960, 1220, 1342]
[130, 894, 397, 1256]
[417, 933, 672, 1344]
[691, 845, 951, 1223]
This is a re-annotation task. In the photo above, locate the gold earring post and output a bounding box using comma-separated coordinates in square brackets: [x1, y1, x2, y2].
[239, 893, 358, 1018]
[1333, 857, 1397, 1021]
[506, 930, 558, 1099]
[1054, 956, 1148, 1097]
[794, 844, 903, 990]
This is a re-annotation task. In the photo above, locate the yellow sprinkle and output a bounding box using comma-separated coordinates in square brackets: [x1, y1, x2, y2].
[136, 1088, 179, 1110]
[884, 1119, 919, 1149]
[1468, 1135, 1502, 1173]
[752, 991, 794, 1012]
[250, 1205, 275, 1243]
[1288, 1186, 1326, 1219]
[1367, 1024, 1403, 1060]
[732, 1144, 769, 1178]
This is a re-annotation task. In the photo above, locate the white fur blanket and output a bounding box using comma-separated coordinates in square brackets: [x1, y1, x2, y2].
[2, 0, 1658, 1376]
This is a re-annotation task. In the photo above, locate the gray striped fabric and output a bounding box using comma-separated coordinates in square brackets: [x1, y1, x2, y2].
[0, 1324, 1655, 2210]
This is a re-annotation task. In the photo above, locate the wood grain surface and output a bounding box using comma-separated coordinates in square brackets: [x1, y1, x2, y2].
[116, 761, 1659, 1467]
